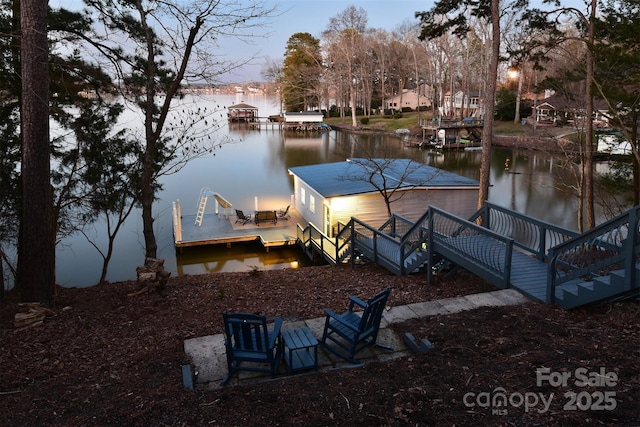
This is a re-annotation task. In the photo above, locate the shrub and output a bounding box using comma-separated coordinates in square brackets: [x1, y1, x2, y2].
[360, 117, 370, 125]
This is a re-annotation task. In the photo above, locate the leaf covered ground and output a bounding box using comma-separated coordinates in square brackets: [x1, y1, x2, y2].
[1, 264, 638, 426]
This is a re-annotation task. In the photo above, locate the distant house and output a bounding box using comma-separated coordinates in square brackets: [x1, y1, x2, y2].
[533, 94, 609, 127]
[384, 90, 431, 112]
[227, 103, 258, 122]
[442, 90, 483, 118]
[288, 159, 479, 236]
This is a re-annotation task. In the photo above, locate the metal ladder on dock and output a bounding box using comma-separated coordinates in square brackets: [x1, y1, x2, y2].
[195, 187, 214, 227]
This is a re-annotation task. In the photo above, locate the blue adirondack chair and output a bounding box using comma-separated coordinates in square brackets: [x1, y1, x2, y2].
[321, 287, 392, 363]
[221, 312, 283, 386]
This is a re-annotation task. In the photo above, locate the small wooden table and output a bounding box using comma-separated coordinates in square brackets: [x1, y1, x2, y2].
[281, 327, 318, 373]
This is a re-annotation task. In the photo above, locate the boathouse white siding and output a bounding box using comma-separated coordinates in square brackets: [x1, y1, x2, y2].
[284, 111, 324, 123]
[289, 159, 479, 236]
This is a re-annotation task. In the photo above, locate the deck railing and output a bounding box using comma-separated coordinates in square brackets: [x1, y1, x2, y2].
[334, 221, 353, 263]
[350, 218, 406, 274]
[469, 202, 577, 260]
[546, 205, 640, 303]
[297, 222, 339, 264]
[428, 206, 514, 288]
[419, 118, 485, 129]
[378, 214, 415, 239]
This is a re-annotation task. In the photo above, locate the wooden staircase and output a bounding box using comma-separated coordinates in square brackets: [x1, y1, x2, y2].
[548, 205, 640, 308]
[554, 264, 640, 308]
[296, 203, 640, 310]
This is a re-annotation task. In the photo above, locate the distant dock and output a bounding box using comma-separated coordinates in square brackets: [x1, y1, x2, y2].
[172, 200, 306, 251]
[419, 118, 483, 148]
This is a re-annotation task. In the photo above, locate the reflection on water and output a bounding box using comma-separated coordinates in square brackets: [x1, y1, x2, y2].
[175, 242, 316, 275]
[55, 93, 616, 287]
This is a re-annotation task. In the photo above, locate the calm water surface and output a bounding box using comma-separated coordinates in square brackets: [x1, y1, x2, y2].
[55, 94, 592, 287]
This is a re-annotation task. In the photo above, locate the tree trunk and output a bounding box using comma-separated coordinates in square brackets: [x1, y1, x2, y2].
[19, 0, 55, 305]
[584, 0, 597, 229]
[141, 141, 157, 259]
[514, 70, 523, 124]
[478, 0, 500, 209]
[350, 84, 358, 127]
[0, 246, 4, 302]
[632, 111, 639, 206]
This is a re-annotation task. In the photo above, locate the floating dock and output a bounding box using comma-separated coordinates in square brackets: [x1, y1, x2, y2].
[172, 200, 306, 251]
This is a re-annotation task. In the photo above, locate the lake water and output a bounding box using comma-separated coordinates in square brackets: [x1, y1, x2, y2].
[54, 94, 595, 287]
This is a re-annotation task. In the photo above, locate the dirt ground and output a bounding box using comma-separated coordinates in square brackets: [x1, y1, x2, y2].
[1, 264, 638, 426]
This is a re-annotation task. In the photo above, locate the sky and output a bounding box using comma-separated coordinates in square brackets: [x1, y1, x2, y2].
[217, 0, 430, 82]
[49, 0, 587, 84]
[214, 0, 586, 83]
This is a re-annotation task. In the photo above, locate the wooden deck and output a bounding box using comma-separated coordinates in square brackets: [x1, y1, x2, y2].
[174, 208, 307, 250]
[302, 202, 639, 309]
[508, 249, 548, 301]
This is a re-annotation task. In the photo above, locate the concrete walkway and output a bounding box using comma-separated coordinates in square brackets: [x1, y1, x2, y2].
[184, 289, 532, 390]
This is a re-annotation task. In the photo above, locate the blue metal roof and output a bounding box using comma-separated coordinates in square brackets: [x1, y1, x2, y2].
[288, 158, 479, 198]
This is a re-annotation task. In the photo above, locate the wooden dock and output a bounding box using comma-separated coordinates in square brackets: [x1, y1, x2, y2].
[173, 200, 306, 250]
[248, 121, 283, 130]
[419, 118, 483, 148]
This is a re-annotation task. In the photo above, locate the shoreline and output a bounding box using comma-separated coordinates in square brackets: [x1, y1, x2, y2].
[329, 121, 581, 154]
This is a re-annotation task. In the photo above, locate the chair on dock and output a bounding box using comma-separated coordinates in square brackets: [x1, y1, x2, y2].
[221, 312, 283, 386]
[277, 205, 291, 220]
[235, 209, 252, 225]
[321, 287, 392, 363]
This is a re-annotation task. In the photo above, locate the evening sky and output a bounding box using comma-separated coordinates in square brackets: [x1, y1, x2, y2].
[49, 0, 585, 83]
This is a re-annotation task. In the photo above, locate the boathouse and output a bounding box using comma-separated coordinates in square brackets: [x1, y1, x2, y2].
[281, 111, 327, 131]
[284, 111, 324, 123]
[288, 158, 479, 236]
[227, 102, 258, 122]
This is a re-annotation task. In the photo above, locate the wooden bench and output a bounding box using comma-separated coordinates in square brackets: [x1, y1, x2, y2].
[255, 210, 277, 225]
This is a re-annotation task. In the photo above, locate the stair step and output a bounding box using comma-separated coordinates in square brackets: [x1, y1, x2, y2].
[556, 270, 638, 309]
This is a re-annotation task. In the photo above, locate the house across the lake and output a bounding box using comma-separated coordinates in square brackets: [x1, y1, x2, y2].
[442, 90, 483, 118]
[533, 94, 609, 127]
[288, 158, 479, 236]
[384, 89, 432, 112]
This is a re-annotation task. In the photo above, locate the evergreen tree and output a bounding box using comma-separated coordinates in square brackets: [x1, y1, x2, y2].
[282, 33, 323, 112]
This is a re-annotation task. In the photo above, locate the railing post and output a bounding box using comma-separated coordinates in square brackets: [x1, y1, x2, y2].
[539, 224, 547, 261]
[546, 250, 557, 304]
[624, 207, 639, 290]
[399, 238, 405, 275]
[427, 211, 435, 285]
[503, 240, 513, 288]
[373, 233, 378, 263]
[350, 219, 356, 269]
[479, 203, 487, 229]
